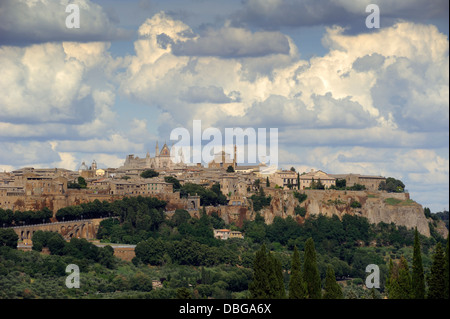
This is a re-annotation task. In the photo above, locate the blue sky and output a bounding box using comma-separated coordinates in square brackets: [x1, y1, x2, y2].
[0, 0, 448, 212]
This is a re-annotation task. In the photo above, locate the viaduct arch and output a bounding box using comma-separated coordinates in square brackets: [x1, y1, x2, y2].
[10, 218, 105, 245]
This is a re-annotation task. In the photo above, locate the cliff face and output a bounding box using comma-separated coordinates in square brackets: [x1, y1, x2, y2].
[254, 189, 444, 238]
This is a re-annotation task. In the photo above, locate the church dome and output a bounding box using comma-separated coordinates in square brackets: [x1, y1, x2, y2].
[79, 161, 89, 171]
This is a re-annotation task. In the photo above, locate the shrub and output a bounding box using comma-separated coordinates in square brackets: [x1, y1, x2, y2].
[294, 206, 307, 217]
[350, 201, 362, 208]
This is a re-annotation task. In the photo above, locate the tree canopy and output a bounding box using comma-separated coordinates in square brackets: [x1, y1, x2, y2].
[140, 169, 159, 178]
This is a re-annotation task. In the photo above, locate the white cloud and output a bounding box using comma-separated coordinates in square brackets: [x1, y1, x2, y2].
[54, 134, 144, 154]
[0, 141, 61, 167]
[0, 42, 117, 126]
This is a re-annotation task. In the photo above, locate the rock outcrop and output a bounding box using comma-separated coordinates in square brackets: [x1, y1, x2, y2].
[210, 188, 446, 238]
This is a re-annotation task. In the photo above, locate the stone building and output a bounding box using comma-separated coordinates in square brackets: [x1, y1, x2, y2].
[272, 170, 298, 189]
[298, 170, 336, 189]
[107, 179, 173, 196]
[213, 229, 244, 240]
[208, 146, 237, 170]
[121, 142, 186, 170]
[328, 173, 386, 191]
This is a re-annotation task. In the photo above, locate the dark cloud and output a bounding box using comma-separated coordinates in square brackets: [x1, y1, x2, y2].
[231, 0, 358, 29]
[0, 0, 132, 46]
[172, 27, 290, 58]
[1, 93, 96, 126]
[352, 53, 385, 72]
[230, 0, 449, 35]
[156, 33, 175, 49]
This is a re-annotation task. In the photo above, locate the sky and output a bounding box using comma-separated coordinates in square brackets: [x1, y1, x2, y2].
[0, 0, 448, 212]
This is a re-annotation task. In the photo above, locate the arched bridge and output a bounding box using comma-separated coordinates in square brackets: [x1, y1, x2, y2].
[10, 218, 106, 245]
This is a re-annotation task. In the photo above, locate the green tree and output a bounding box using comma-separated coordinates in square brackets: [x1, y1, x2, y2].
[267, 252, 285, 298]
[335, 178, 346, 189]
[379, 177, 405, 193]
[164, 176, 181, 190]
[47, 233, 66, 255]
[135, 238, 166, 265]
[249, 245, 286, 299]
[424, 207, 432, 218]
[140, 169, 159, 178]
[412, 228, 425, 299]
[176, 287, 192, 299]
[77, 176, 87, 188]
[32, 230, 65, 253]
[249, 244, 270, 298]
[428, 242, 446, 299]
[303, 238, 322, 299]
[445, 236, 449, 299]
[323, 265, 343, 299]
[226, 165, 235, 173]
[387, 258, 400, 299]
[0, 228, 18, 248]
[180, 182, 227, 206]
[266, 177, 270, 187]
[250, 188, 271, 212]
[293, 191, 307, 203]
[397, 256, 412, 299]
[350, 201, 362, 208]
[387, 256, 412, 299]
[130, 272, 153, 292]
[294, 206, 307, 217]
[171, 209, 191, 227]
[98, 245, 116, 269]
[288, 246, 307, 299]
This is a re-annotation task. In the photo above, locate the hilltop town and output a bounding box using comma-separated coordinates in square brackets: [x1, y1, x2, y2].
[0, 142, 447, 240]
[0, 142, 381, 210]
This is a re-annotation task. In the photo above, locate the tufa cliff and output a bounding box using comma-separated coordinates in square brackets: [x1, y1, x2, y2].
[208, 188, 447, 238]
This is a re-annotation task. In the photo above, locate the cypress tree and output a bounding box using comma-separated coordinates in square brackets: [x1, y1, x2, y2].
[323, 265, 343, 299]
[249, 244, 270, 298]
[397, 256, 412, 299]
[289, 246, 307, 299]
[303, 237, 322, 299]
[445, 236, 449, 299]
[267, 252, 285, 298]
[428, 242, 446, 299]
[388, 256, 412, 299]
[387, 258, 400, 299]
[412, 228, 425, 299]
